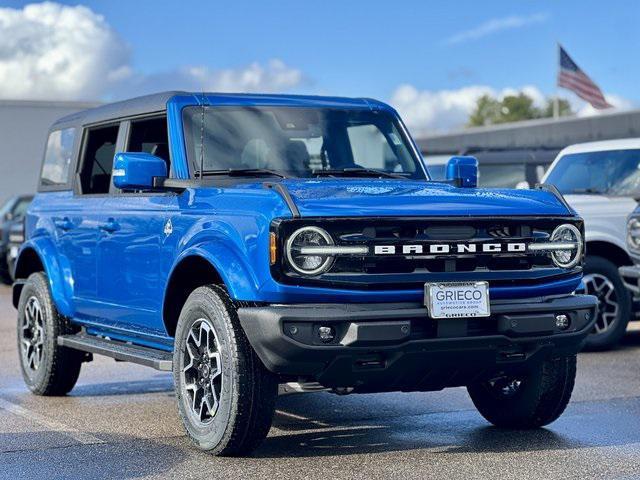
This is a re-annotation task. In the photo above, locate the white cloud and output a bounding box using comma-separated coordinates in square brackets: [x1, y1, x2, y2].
[573, 92, 633, 117]
[0, 2, 130, 100]
[0, 2, 305, 101]
[443, 13, 548, 45]
[391, 83, 635, 135]
[390, 83, 546, 134]
[110, 59, 304, 100]
[189, 59, 303, 92]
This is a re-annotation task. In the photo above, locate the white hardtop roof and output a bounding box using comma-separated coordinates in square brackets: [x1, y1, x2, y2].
[558, 137, 640, 156]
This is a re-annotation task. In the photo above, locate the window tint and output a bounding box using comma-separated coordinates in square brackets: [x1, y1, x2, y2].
[127, 116, 170, 173]
[79, 125, 119, 194]
[41, 128, 76, 186]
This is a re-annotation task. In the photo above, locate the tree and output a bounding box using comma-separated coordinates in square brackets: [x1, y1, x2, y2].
[542, 98, 572, 118]
[467, 93, 573, 127]
[468, 95, 502, 127]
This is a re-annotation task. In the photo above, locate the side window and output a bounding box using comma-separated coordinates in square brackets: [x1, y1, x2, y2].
[12, 198, 32, 219]
[127, 116, 170, 174]
[41, 127, 76, 187]
[79, 125, 119, 195]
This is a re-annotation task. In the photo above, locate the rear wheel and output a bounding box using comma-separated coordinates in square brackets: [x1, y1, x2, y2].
[583, 255, 630, 350]
[467, 355, 576, 428]
[173, 285, 277, 456]
[17, 272, 83, 395]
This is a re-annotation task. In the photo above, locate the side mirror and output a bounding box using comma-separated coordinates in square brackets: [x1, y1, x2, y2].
[112, 152, 167, 190]
[446, 156, 478, 188]
[5, 212, 13, 222]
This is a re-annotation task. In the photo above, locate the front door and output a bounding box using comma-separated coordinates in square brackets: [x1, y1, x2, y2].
[94, 115, 174, 340]
[97, 194, 171, 337]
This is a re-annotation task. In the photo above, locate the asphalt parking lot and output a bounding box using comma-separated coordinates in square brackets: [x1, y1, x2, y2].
[2, 285, 640, 480]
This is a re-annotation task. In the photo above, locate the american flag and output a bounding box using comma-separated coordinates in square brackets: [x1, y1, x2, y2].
[558, 45, 612, 109]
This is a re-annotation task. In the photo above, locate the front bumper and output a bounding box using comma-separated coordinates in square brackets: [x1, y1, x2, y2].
[238, 294, 598, 393]
[620, 265, 640, 297]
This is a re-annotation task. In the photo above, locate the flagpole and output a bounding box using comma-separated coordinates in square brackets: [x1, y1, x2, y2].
[553, 42, 559, 119]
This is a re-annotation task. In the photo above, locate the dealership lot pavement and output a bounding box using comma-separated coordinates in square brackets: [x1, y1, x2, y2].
[2, 285, 640, 479]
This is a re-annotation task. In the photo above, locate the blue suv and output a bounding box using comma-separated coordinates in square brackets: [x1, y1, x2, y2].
[14, 92, 597, 456]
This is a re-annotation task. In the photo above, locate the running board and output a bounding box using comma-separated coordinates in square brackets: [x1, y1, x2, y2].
[58, 334, 173, 371]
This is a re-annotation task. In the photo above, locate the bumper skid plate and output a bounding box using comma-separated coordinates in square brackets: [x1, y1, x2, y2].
[239, 295, 598, 393]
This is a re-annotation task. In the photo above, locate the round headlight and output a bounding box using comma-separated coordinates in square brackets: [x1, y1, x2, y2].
[286, 226, 335, 275]
[627, 217, 640, 251]
[549, 223, 582, 268]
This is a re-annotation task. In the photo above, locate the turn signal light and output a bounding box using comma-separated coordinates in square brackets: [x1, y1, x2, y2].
[270, 232, 277, 265]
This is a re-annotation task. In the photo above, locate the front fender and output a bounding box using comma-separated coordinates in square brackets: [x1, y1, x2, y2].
[168, 241, 262, 301]
[14, 237, 74, 317]
[585, 230, 628, 252]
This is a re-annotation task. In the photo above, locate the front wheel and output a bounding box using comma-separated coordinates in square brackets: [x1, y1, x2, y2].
[467, 355, 576, 429]
[173, 285, 278, 457]
[583, 255, 630, 351]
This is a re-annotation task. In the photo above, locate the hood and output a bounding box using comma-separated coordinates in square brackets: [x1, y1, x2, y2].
[279, 179, 572, 217]
[563, 194, 638, 219]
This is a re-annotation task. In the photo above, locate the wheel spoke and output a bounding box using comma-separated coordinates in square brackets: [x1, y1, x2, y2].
[584, 273, 619, 335]
[20, 296, 46, 375]
[181, 318, 223, 425]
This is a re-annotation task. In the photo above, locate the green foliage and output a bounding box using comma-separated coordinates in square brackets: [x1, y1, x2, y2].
[468, 93, 573, 127]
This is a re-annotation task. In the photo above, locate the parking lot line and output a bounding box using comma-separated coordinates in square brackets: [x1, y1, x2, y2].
[0, 397, 104, 445]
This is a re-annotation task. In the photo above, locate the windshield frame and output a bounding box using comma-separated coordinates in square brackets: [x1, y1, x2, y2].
[181, 105, 429, 181]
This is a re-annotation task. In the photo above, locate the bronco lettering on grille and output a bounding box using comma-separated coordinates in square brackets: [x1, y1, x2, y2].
[373, 242, 527, 255]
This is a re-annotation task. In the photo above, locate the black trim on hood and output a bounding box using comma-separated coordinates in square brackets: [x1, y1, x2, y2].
[264, 182, 300, 217]
[536, 183, 573, 214]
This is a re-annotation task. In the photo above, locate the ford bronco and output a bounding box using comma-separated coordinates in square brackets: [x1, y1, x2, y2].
[14, 92, 597, 456]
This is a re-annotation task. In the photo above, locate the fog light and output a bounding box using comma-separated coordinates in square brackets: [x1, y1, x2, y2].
[555, 314, 570, 330]
[317, 326, 335, 343]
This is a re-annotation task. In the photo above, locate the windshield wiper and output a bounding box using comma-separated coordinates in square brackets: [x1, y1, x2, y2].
[195, 168, 287, 178]
[569, 188, 605, 194]
[312, 168, 407, 179]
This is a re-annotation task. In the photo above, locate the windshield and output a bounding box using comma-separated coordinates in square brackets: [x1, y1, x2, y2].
[546, 149, 640, 196]
[183, 106, 425, 179]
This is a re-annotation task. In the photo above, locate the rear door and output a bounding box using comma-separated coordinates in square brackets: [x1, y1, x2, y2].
[59, 123, 119, 320]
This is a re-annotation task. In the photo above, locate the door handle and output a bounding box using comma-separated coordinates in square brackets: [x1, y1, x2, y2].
[99, 219, 120, 233]
[54, 217, 73, 231]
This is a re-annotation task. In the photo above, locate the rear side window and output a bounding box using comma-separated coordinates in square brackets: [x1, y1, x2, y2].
[41, 128, 76, 187]
[79, 125, 120, 195]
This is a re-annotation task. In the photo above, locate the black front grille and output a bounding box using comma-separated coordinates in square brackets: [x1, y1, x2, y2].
[272, 216, 583, 289]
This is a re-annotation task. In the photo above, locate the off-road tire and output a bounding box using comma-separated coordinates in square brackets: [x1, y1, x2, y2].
[583, 255, 631, 351]
[173, 285, 277, 456]
[17, 272, 83, 395]
[467, 355, 576, 429]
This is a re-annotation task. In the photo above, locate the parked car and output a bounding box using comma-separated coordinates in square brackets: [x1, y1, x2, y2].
[6, 218, 26, 280]
[543, 139, 640, 350]
[0, 194, 33, 283]
[13, 92, 596, 456]
[424, 148, 556, 188]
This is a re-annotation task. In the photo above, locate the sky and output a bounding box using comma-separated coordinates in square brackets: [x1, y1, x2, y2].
[0, 0, 638, 134]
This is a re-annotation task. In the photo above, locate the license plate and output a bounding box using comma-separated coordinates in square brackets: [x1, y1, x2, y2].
[425, 281, 490, 319]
